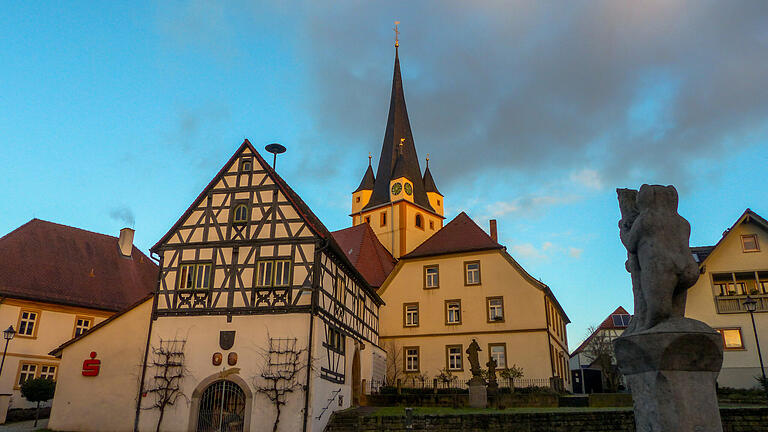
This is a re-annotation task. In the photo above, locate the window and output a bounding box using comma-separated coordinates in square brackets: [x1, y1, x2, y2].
[445, 300, 462, 325]
[464, 261, 481, 285]
[742, 234, 760, 252]
[328, 327, 345, 354]
[73, 317, 93, 338]
[487, 297, 504, 322]
[39, 365, 57, 380]
[611, 314, 632, 327]
[424, 265, 439, 289]
[232, 204, 249, 224]
[446, 345, 463, 371]
[489, 343, 507, 368]
[356, 196, 361, 203]
[437, 199, 441, 206]
[17, 363, 37, 387]
[404, 303, 419, 327]
[429, 221, 435, 230]
[380, 212, 387, 227]
[256, 259, 292, 287]
[17, 310, 39, 337]
[404, 347, 419, 372]
[365, 216, 371, 225]
[178, 263, 212, 291]
[415, 214, 423, 229]
[240, 158, 252, 172]
[716, 328, 744, 350]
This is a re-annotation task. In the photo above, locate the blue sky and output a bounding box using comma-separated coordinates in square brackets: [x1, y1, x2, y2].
[2, 1, 767, 350]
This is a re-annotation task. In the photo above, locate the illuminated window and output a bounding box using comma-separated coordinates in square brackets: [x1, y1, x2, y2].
[74, 317, 92, 338]
[233, 204, 249, 224]
[465, 261, 481, 285]
[404, 347, 419, 372]
[178, 263, 212, 291]
[446, 345, 462, 370]
[446, 300, 461, 325]
[742, 235, 760, 252]
[489, 344, 507, 368]
[487, 297, 504, 321]
[424, 266, 439, 289]
[17, 363, 37, 387]
[716, 328, 744, 350]
[18, 310, 38, 337]
[404, 303, 419, 327]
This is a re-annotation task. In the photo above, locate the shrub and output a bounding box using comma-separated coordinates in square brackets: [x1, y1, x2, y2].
[20, 378, 55, 427]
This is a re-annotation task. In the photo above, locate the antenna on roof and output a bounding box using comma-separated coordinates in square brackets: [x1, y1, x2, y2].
[265, 143, 286, 169]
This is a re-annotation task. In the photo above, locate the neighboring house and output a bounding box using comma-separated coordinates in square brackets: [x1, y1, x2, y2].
[569, 306, 631, 393]
[686, 209, 768, 389]
[0, 220, 157, 409]
[49, 140, 385, 432]
[348, 44, 571, 391]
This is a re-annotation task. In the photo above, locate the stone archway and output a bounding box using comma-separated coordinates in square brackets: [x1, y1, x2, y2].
[352, 349, 361, 406]
[188, 372, 253, 432]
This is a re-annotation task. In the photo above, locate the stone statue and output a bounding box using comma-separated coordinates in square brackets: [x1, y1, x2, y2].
[615, 185, 724, 432]
[466, 339, 486, 407]
[466, 339, 482, 379]
[617, 185, 700, 333]
[486, 357, 497, 387]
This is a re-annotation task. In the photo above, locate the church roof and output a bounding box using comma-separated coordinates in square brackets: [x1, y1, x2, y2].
[332, 224, 396, 288]
[423, 165, 441, 195]
[402, 212, 502, 259]
[354, 164, 375, 192]
[364, 48, 435, 213]
[0, 219, 158, 312]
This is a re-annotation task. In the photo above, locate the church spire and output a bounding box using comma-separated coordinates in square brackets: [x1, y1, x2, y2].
[363, 39, 435, 213]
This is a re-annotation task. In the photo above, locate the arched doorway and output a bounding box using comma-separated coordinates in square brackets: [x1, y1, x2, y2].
[351, 349, 361, 406]
[196, 380, 246, 432]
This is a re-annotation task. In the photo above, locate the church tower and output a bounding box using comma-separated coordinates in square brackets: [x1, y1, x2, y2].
[350, 42, 444, 258]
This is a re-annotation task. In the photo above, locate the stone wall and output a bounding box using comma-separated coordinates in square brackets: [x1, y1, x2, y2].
[325, 407, 768, 432]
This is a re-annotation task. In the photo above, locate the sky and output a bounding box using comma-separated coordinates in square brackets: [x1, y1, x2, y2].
[1, 1, 767, 351]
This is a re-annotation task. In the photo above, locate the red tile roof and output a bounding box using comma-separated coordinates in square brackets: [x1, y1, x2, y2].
[570, 306, 630, 356]
[0, 219, 158, 312]
[332, 224, 396, 288]
[402, 212, 503, 259]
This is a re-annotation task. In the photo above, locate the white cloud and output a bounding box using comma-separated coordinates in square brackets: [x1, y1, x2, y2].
[570, 169, 603, 190]
[569, 247, 584, 258]
[509, 242, 584, 262]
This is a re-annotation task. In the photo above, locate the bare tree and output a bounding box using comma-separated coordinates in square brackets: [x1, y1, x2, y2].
[383, 340, 403, 385]
[145, 339, 188, 432]
[582, 326, 622, 392]
[254, 337, 308, 432]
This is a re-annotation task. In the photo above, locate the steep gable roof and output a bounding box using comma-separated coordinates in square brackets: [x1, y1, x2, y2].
[354, 164, 375, 193]
[691, 208, 768, 266]
[0, 219, 158, 312]
[570, 306, 630, 357]
[402, 212, 502, 259]
[422, 165, 441, 195]
[332, 224, 396, 288]
[152, 139, 384, 305]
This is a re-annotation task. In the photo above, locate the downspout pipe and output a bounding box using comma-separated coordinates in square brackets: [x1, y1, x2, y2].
[303, 238, 330, 432]
[134, 252, 162, 432]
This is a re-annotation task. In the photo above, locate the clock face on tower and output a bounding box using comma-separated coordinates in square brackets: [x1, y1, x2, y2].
[404, 183, 413, 195]
[391, 182, 402, 195]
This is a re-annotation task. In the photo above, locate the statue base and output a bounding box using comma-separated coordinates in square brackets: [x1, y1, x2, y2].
[468, 382, 487, 408]
[614, 318, 724, 432]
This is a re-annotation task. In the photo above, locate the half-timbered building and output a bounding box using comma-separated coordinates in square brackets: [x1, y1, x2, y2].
[49, 140, 385, 432]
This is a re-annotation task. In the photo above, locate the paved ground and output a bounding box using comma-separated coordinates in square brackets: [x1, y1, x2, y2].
[0, 418, 48, 431]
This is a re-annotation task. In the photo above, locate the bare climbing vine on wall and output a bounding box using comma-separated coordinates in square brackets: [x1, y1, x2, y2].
[253, 337, 308, 432]
[145, 339, 188, 432]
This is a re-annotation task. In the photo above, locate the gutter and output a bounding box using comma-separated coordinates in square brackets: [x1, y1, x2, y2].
[134, 254, 162, 432]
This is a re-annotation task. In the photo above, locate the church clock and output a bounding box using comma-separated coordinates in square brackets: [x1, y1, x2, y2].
[404, 183, 413, 195]
[391, 182, 402, 195]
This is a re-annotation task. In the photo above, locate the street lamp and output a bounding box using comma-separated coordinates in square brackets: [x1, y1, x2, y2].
[743, 296, 767, 399]
[0, 326, 15, 378]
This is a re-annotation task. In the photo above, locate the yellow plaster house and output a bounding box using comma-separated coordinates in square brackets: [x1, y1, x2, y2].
[686, 209, 768, 388]
[349, 45, 571, 390]
[0, 220, 157, 410]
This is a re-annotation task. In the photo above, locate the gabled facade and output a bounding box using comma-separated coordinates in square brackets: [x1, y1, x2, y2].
[377, 212, 571, 390]
[685, 209, 768, 389]
[49, 141, 385, 432]
[0, 220, 157, 410]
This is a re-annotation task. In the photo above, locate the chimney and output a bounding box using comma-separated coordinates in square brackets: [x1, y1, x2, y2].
[489, 219, 498, 243]
[118, 228, 135, 258]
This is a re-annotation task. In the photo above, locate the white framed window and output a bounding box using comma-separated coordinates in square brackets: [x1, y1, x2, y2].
[39, 365, 57, 380]
[465, 261, 481, 285]
[17, 363, 37, 387]
[446, 300, 461, 325]
[74, 317, 92, 338]
[489, 344, 507, 368]
[404, 347, 419, 372]
[424, 265, 439, 289]
[404, 303, 419, 327]
[488, 297, 504, 321]
[446, 345, 462, 370]
[741, 234, 760, 252]
[178, 263, 212, 291]
[17, 310, 38, 337]
[716, 328, 744, 350]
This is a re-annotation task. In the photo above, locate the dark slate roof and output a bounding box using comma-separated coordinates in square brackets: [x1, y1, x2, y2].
[402, 212, 503, 259]
[422, 165, 441, 195]
[152, 140, 384, 305]
[332, 224, 396, 288]
[691, 246, 715, 264]
[570, 306, 630, 356]
[364, 48, 435, 213]
[354, 164, 375, 192]
[0, 219, 158, 312]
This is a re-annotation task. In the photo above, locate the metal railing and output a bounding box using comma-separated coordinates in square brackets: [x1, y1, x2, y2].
[715, 294, 768, 314]
[363, 377, 557, 395]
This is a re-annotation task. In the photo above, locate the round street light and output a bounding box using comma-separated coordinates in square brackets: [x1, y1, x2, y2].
[744, 296, 758, 313]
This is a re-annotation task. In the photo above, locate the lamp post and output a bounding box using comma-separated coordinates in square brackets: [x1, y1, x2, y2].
[743, 296, 767, 399]
[0, 326, 15, 378]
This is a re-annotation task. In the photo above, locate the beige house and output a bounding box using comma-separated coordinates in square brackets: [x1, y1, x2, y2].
[0, 220, 157, 410]
[686, 209, 768, 389]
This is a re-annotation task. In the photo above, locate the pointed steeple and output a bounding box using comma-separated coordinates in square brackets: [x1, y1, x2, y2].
[354, 157, 375, 193]
[423, 156, 441, 196]
[364, 46, 435, 213]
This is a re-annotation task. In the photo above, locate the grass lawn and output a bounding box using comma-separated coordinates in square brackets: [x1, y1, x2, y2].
[368, 406, 633, 416]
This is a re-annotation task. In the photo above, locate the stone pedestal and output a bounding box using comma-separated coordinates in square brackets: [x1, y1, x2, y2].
[468, 383, 487, 408]
[614, 318, 724, 432]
